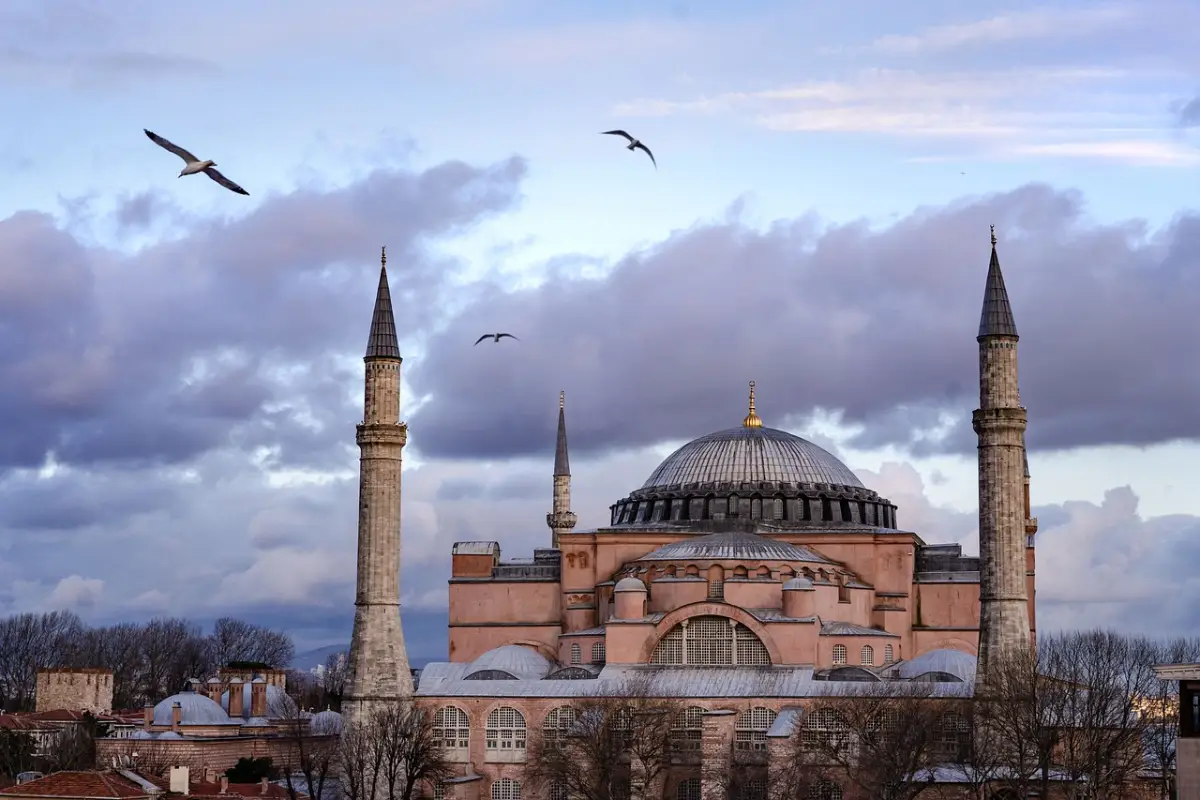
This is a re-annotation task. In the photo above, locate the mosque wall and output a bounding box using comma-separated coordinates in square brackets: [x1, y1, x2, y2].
[448, 627, 562, 663]
[95, 734, 330, 775]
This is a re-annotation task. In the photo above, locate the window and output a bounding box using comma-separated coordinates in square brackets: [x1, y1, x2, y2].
[808, 782, 843, 800]
[861, 645, 874, 666]
[677, 778, 700, 800]
[485, 707, 527, 757]
[570, 644, 581, 665]
[650, 616, 771, 666]
[433, 783, 446, 800]
[550, 785, 569, 800]
[591, 642, 606, 664]
[543, 706, 578, 743]
[491, 779, 521, 800]
[741, 781, 766, 800]
[433, 706, 470, 750]
[832, 645, 847, 665]
[884, 645, 894, 664]
[735, 707, 777, 752]
[709, 580, 725, 600]
[802, 708, 850, 750]
[934, 711, 969, 761]
[672, 706, 706, 752]
[867, 709, 900, 747]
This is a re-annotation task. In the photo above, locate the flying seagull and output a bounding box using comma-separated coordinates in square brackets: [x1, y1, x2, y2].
[601, 130, 656, 169]
[474, 333, 519, 346]
[143, 129, 250, 196]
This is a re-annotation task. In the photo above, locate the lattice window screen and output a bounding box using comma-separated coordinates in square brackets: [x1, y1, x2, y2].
[860, 645, 874, 666]
[832, 645, 848, 665]
[550, 785, 569, 800]
[802, 708, 849, 749]
[651, 616, 771, 665]
[671, 706, 706, 752]
[735, 707, 777, 751]
[486, 707, 527, 752]
[677, 779, 701, 800]
[884, 645, 894, 664]
[543, 706, 578, 742]
[491, 779, 522, 800]
[434, 706, 470, 750]
[570, 644, 581, 665]
[592, 642, 606, 664]
[807, 783, 843, 800]
[741, 781, 767, 800]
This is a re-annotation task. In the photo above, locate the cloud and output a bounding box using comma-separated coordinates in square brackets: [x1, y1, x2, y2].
[1176, 96, 1200, 128]
[613, 67, 1193, 164]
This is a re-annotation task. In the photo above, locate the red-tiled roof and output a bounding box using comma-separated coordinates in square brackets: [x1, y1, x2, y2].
[0, 714, 41, 731]
[0, 771, 151, 799]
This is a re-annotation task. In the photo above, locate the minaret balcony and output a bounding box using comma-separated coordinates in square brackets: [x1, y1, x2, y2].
[547, 511, 578, 530]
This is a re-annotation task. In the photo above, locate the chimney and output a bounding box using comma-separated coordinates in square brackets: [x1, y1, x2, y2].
[142, 703, 153, 728]
[228, 677, 244, 719]
[250, 677, 267, 718]
[260, 777, 269, 795]
[204, 767, 215, 784]
[206, 678, 223, 704]
[171, 702, 182, 732]
[220, 777, 229, 794]
[169, 767, 190, 794]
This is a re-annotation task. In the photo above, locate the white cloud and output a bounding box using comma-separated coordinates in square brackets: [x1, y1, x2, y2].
[1004, 140, 1200, 166]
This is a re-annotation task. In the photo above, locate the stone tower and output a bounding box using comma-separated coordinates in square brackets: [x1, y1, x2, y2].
[973, 227, 1032, 684]
[343, 247, 414, 728]
[546, 392, 577, 548]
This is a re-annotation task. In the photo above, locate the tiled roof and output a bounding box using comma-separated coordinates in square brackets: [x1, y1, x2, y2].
[0, 771, 151, 799]
[0, 714, 41, 731]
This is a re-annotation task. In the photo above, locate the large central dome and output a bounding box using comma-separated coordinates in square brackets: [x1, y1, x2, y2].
[643, 426, 865, 491]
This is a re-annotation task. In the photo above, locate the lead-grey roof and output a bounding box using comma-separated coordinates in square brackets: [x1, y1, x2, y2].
[465, 645, 552, 681]
[365, 262, 401, 359]
[554, 397, 570, 476]
[637, 531, 835, 564]
[415, 663, 974, 699]
[978, 239, 1018, 339]
[642, 426, 865, 490]
[896, 648, 977, 682]
[151, 691, 239, 726]
[820, 621, 900, 638]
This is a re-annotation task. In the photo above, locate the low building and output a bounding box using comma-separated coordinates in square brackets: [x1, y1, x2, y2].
[0, 769, 304, 800]
[1154, 663, 1200, 800]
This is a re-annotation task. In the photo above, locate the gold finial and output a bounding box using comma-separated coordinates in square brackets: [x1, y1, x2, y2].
[990, 225, 996, 247]
[381, 246, 387, 268]
[559, 391, 565, 409]
[742, 380, 763, 428]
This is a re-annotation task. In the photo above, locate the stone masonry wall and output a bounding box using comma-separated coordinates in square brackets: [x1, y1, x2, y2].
[36, 669, 113, 713]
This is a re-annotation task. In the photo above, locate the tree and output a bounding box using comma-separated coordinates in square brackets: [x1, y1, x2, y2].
[226, 757, 278, 782]
[337, 702, 453, 800]
[210, 618, 296, 669]
[1141, 636, 1200, 800]
[38, 712, 108, 773]
[776, 683, 946, 800]
[274, 696, 339, 800]
[0, 612, 85, 711]
[0, 729, 37, 783]
[321, 652, 348, 711]
[106, 738, 192, 778]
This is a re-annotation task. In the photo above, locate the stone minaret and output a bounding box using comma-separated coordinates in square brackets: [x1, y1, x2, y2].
[546, 391, 577, 548]
[343, 247, 413, 728]
[973, 227, 1031, 684]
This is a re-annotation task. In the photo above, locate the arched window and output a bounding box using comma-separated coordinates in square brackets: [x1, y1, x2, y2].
[808, 782, 842, 800]
[832, 645, 847, 665]
[485, 707, 527, 757]
[884, 645, 894, 664]
[802, 708, 850, 750]
[543, 706, 578, 742]
[651, 616, 771, 666]
[433, 706, 469, 752]
[741, 781, 767, 800]
[861, 645, 874, 666]
[570, 644, 581, 665]
[677, 778, 700, 800]
[934, 711, 969, 761]
[735, 707, 777, 752]
[671, 706, 706, 753]
[592, 642, 606, 664]
[491, 779, 521, 800]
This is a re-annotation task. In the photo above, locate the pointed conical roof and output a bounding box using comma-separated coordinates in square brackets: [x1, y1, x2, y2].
[365, 249, 400, 359]
[554, 392, 570, 476]
[978, 227, 1018, 339]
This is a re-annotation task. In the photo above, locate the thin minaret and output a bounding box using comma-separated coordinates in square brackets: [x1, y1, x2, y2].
[973, 226, 1032, 684]
[343, 247, 413, 728]
[546, 391, 577, 548]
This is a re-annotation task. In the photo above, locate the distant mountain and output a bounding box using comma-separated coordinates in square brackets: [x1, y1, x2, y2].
[290, 611, 447, 671]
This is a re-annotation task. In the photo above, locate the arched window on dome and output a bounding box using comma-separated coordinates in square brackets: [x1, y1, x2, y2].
[860, 645, 874, 666]
[433, 706, 470, 760]
[671, 707, 706, 754]
[650, 616, 771, 666]
[569, 644, 581, 665]
[772, 496, 785, 520]
[832, 645, 848, 665]
[491, 778, 521, 800]
[485, 707, 526, 762]
[750, 496, 762, 519]
[728, 494, 740, 517]
[735, 707, 777, 755]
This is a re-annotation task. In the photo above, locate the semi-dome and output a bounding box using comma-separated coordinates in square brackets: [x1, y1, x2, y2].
[783, 576, 814, 590]
[643, 426, 865, 491]
[614, 576, 648, 593]
[152, 689, 239, 727]
[897, 648, 977, 683]
[464, 644, 551, 681]
[310, 709, 344, 734]
[637, 531, 834, 564]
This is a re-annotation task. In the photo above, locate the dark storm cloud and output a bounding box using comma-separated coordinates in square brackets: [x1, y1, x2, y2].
[436, 472, 545, 502]
[1177, 96, 1200, 127]
[0, 155, 527, 474]
[407, 184, 1200, 462]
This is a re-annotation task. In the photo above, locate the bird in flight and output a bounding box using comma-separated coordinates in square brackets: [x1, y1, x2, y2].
[143, 129, 250, 196]
[474, 333, 519, 346]
[601, 130, 656, 169]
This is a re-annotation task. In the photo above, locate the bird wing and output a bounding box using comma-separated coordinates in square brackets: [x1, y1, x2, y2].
[497, 333, 519, 341]
[203, 167, 250, 196]
[144, 129, 199, 163]
[601, 130, 634, 142]
[474, 334, 490, 345]
[633, 142, 657, 169]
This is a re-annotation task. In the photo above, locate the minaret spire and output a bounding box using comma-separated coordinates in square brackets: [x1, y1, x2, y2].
[547, 391, 577, 548]
[344, 247, 413, 728]
[972, 227, 1032, 685]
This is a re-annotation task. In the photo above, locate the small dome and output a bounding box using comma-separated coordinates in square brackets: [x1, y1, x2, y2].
[614, 576, 647, 593]
[152, 690, 238, 726]
[783, 576, 814, 590]
[638, 531, 833, 564]
[310, 710, 343, 735]
[220, 683, 297, 720]
[244, 717, 271, 727]
[897, 648, 977, 682]
[130, 730, 154, 740]
[156, 731, 182, 740]
[465, 645, 551, 681]
[206, 677, 222, 685]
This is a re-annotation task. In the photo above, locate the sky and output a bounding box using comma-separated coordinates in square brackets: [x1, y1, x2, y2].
[1, 0, 1199, 664]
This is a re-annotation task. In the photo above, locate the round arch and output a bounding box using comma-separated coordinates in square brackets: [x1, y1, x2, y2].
[637, 602, 782, 665]
[923, 638, 978, 656]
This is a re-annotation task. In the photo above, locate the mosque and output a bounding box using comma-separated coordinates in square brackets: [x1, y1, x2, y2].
[341, 236, 1038, 800]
